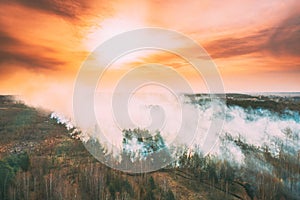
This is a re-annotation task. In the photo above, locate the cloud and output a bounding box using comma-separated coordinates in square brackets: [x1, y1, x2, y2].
[0, 0, 299, 101]
[204, 11, 300, 60]
[266, 13, 300, 57]
[0, 0, 116, 76]
[204, 32, 267, 59]
[0, 31, 65, 74]
[2, 0, 89, 19]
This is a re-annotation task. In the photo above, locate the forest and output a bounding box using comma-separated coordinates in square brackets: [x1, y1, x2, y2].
[0, 95, 299, 200]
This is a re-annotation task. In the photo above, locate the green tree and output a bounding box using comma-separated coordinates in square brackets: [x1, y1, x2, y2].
[165, 189, 175, 200]
[4, 152, 30, 172]
[0, 161, 15, 200]
[148, 176, 156, 190]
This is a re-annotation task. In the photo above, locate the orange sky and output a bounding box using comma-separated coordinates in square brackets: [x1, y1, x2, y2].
[0, 0, 299, 114]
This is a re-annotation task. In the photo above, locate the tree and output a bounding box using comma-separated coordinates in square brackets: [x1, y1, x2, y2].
[0, 161, 15, 200]
[4, 152, 30, 172]
[122, 128, 168, 160]
[148, 176, 156, 190]
[165, 189, 175, 200]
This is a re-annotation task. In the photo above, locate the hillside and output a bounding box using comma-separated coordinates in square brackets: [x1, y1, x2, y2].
[0, 95, 299, 200]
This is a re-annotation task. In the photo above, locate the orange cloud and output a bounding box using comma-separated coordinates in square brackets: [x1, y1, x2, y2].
[0, 0, 299, 116]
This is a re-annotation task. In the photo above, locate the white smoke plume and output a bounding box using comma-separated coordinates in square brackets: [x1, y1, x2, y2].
[50, 93, 300, 167]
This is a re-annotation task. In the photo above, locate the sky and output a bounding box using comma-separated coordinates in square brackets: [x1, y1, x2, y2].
[0, 0, 300, 115]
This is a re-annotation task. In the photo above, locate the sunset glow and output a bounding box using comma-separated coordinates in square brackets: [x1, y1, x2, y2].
[0, 0, 299, 115]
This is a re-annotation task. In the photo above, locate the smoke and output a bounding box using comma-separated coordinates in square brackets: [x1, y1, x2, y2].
[50, 93, 300, 191]
[185, 97, 300, 167]
[220, 105, 300, 157]
[93, 88, 184, 148]
[51, 93, 300, 167]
